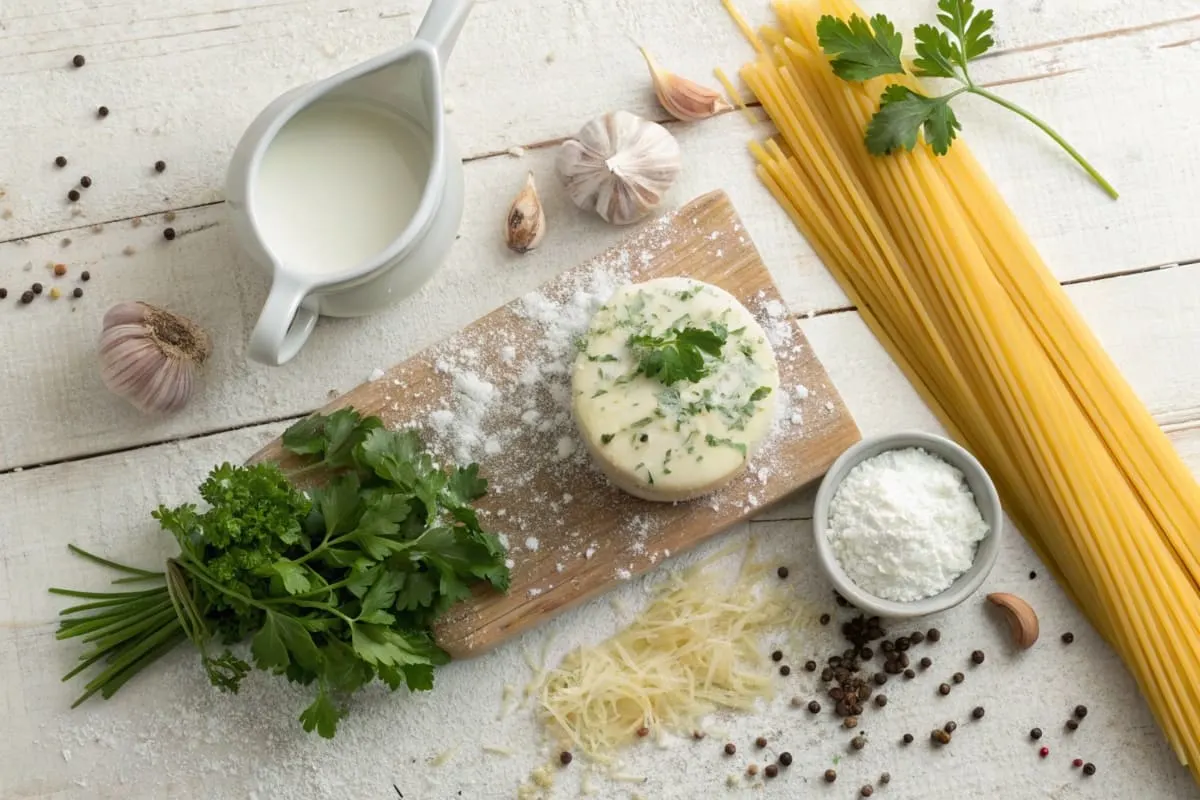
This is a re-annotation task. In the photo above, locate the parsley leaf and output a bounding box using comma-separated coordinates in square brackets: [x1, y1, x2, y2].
[299, 685, 342, 738]
[815, 14, 904, 81]
[818, 1, 1117, 198]
[630, 325, 729, 386]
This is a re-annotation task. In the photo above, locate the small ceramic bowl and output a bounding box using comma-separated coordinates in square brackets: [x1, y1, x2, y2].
[812, 431, 1003, 619]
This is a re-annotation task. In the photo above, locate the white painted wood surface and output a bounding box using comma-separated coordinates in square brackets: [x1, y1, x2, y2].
[2, 1, 1200, 798]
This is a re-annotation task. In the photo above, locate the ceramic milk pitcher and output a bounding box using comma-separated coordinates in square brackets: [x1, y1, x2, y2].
[225, 0, 473, 366]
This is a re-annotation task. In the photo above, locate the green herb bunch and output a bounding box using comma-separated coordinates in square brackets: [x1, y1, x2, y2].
[50, 408, 510, 737]
[630, 322, 729, 386]
[816, 0, 1117, 198]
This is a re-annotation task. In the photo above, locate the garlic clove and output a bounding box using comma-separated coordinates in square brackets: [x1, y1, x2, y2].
[986, 592, 1040, 649]
[505, 172, 546, 254]
[98, 301, 212, 415]
[639, 47, 732, 122]
[556, 111, 682, 225]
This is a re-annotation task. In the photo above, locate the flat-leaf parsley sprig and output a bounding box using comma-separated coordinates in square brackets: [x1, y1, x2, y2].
[816, 0, 1117, 199]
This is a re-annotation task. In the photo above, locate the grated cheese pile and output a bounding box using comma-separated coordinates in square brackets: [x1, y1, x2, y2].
[537, 550, 792, 756]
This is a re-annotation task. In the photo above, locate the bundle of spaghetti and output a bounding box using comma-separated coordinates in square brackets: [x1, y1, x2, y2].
[724, 0, 1200, 777]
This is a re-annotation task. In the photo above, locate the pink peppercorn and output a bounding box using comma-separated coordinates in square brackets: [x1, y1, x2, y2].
[1072, 758, 1084, 768]
[1039, 747, 1050, 758]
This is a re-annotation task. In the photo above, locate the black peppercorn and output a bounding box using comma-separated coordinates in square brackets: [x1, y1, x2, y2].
[1030, 728, 1043, 740]
[638, 433, 648, 442]
[944, 721, 957, 733]
[829, 655, 843, 668]
[805, 660, 817, 672]
[1061, 632, 1075, 644]
[938, 683, 951, 696]
[902, 733, 914, 744]
[779, 664, 790, 676]
[32, 283, 43, 294]
[830, 687, 845, 701]
[724, 742, 736, 755]
[850, 735, 866, 750]
[777, 566, 789, 579]
[1083, 762, 1096, 776]
[765, 764, 778, 779]
[971, 650, 985, 665]
[819, 613, 831, 625]
[808, 700, 821, 714]
[874, 694, 887, 708]
[824, 769, 837, 783]
[1029, 570, 1037, 579]
[80, 270, 91, 281]
[55, 155, 67, 168]
[903, 668, 915, 679]
[779, 752, 792, 767]
[1074, 705, 1088, 719]
[873, 672, 886, 686]
[821, 667, 833, 682]
[880, 772, 891, 785]
[896, 652, 910, 668]
[755, 736, 768, 748]
[861, 786, 873, 797]
[927, 628, 941, 642]
[952, 672, 964, 684]
[163, 227, 177, 241]
[20, 290, 34, 304]
[97, 106, 109, 118]
[859, 646, 874, 660]
[559, 751, 572, 766]
[67, 189, 80, 202]
[920, 656, 932, 669]
[1066, 719, 1079, 731]
[910, 631, 925, 644]
[771, 650, 783, 662]
[0, 288, 6, 300]
[72, 54, 86, 67]
[80, 176, 92, 188]
[972, 706, 985, 720]
[881, 640, 895, 653]
[72, 287, 83, 298]
[895, 637, 910, 652]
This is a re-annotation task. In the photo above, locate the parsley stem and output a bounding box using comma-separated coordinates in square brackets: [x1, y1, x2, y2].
[969, 86, 1118, 199]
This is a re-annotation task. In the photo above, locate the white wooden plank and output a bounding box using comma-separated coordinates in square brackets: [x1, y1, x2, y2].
[0, 0, 1197, 237]
[4, 275, 1200, 797]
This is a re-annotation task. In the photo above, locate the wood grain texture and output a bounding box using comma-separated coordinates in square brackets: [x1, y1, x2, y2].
[249, 191, 859, 657]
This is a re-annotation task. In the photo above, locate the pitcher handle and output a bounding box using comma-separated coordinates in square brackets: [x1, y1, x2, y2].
[415, 0, 475, 71]
[248, 276, 319, 366]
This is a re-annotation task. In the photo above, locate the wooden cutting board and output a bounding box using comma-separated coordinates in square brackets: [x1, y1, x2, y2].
[252, 190, 860, 658]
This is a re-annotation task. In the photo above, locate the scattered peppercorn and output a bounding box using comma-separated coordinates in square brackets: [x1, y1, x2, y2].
[67, 189, 80, 202]
[80, 176, 92, 188]
[1066, 719, 1079, 731]
[860, 646, 874, 660]
[931, 729, 951, 745]
[824, 769, 837, 783]
[72, 54, 86, 67]
[880, 772, 891, 784]
[779, 752, 792, 767]
[895, 637, 910, 652]
[820, 667, 833, 682]
[779, 665, 790, 676]
[1083, 762, 1096, 776]
[746, 763, 758, 777]
[1029, 570, 1037, 579]
[902, 733, 913, 744]
[971, 650, 985, 665]
[154, 160, 167, 173]
[1072, 758, 1084, 768]
[850, 735, 866, 750]
[764, 764, 778, 779]
[875, 695, 887, 708]
[771, 650, 783, 662]
[1030, 728, 1043, 740]
[903, 668, 915, 679]
[938, 683, 951, 696]
[163, 227, 177, 240]
[49, 287, 61, 299]
[692, 730, 706, 740]
[927, 628, 941, 642]
[919, 656, 932, 669]
[1061, 632, 1075, 644]
[873, 672, 887, 686]
[820, 613, 831, 625]
[952, 672, 965, 684]
[910, 631, 925, 644]
[755, 736, 768, 748]
[636, 726, 649, 737]
[1074, 705, 1088, 719]
[32, 283, 43, 294]
[724, 743, 736, 755]
[844, 716, 858, 729]
[80, 270, 91, 281]
[55, 156, 68, 168]
[805, 660, 817, 672]
[96, 106, 109, 119]
[777, 566, 789, 579]
[972, 706, 985, 720]
[20, 291, 34, 304]
[860, 786, 873, 797]
[53, 263, 67, 276]
[944, 721, 957, 734]
[559, 751, 572, 766]
[808, 700, 821, 714]
[1039, 746, 1049, 758]
[0, 288, 6, 299]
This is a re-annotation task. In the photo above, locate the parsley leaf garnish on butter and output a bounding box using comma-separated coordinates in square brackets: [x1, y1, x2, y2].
[816, 0, 1116, 198]
[630, 324, 728, 386]
[49, 408, 509, 739]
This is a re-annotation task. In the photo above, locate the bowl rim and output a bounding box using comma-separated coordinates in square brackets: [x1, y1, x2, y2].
[811, 430, 1003, 619]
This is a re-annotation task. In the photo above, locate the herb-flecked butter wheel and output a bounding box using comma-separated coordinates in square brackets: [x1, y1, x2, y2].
[571, 276, 780, 502]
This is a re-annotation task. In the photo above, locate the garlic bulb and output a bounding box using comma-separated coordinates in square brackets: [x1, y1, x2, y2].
[640, 48, 732, 122]
[99, 301, 212, 414]
[556, 111, 682, 225]
[505, 172, 546, 253]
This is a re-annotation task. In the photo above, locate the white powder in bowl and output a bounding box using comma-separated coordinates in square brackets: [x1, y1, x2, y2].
[826, 447, 989, 602]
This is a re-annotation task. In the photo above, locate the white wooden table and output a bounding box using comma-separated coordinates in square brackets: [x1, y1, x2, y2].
[3, 1, 1200, 798]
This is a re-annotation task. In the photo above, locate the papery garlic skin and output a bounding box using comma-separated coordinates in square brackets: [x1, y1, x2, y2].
[640, 48, 732, 122]
[556, 111, 682, 225]
[99, 301, 212, 414]
[505, 172, 546, 254]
